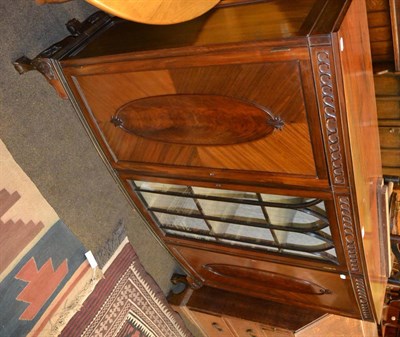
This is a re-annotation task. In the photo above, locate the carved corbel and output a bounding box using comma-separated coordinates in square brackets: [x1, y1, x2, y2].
[13, 55, 68, 100]
[13, 12, 111, 100]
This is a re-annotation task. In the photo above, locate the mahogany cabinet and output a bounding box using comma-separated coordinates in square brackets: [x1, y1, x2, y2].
[15, 0, 389, 322]
[167, 285, 378, 337]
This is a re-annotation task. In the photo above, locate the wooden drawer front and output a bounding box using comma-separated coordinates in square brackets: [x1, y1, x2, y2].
[227, 317, 288, 337]
[171, 245, 360, 318]
[379, 127, 400, 149]
[70, 60, 323, 180]
[260, 325, 293, 337]
[190, 310, 234, 337]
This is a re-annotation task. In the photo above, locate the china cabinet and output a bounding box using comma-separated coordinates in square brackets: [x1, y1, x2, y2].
[15, 0, 389, 322]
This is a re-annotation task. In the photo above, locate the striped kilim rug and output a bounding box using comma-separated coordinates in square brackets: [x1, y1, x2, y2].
[0, 139, 92, 337]
[0, 139, 192, 337]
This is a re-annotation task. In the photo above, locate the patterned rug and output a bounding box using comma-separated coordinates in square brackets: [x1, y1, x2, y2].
[61, 239, 192, 337]
[0, 139, 93, 337]
[0, 139, 192, 337]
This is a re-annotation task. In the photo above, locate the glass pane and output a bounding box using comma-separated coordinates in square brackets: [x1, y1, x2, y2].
[197, 200, 266, 223]
[164, 229, 217, 242]
[271, 229, 288, 244]
[209, 221, 274, 241]
[131, 180, 337, 264]
[284, 232, 329, 247]
[135, 181, 189, 194]
[218, 238, 280, 253]
[192, 186, 257, 200]
[265, 207, 323, 227]
[154, 212, 208, 231]
[282, 249, 337, 263]
[141, 192, 198, 213]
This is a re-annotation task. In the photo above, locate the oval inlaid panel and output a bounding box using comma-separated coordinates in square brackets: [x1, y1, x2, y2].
[112, 94, 282, 145]
[204, 264, 330, 295]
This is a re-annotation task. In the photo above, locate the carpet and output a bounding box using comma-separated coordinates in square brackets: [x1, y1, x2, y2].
[0, 138, 194, 337]
[0, 139, 95, 337]
[61, 239, 193, 337]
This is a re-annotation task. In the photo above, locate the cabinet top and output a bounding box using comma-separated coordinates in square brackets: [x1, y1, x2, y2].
[69, 0, 351, 60]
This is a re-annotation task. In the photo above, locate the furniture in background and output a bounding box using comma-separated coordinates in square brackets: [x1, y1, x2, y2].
[168, 281, 378, 337]
[366, 0, 400, 177]
[14, 0, 389, 326]
[85, 0, 220, 25]
[35, 0, 220, 25]
[35, 0, 221, 25]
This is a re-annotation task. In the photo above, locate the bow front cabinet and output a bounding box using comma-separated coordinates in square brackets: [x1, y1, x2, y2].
[15, 0, 389, 322]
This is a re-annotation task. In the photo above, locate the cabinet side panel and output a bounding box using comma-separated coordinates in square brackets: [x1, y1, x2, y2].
[335, 0, 386, 321]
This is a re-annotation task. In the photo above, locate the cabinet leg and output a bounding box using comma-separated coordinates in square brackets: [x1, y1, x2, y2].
[13, 56, 35, 74]
[171, 273, 203, 291]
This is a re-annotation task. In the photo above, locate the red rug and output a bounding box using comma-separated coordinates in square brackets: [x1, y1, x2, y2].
[61, 241, 193, 337]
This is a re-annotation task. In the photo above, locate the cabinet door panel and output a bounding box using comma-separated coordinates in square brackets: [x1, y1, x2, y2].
[170, 244, 360, 318]
[71, 61, 320, 178]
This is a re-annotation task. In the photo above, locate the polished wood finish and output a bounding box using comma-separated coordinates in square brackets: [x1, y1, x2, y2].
[66, 1, 321, 61]
[295, 315, 378, 337]
[168, 285, 325, 336]
[18, 0, 388, 323]
[168, 285, 377, 337]
[69, 60, 319, 178]
[85, 0, 220, 25]
[169, 243, 359, 317]
[203, 264, 333, 295]
[111, 94, 281, 145]
[335, 0, 387, 321]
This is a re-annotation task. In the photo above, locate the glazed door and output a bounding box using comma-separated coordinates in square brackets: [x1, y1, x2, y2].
[130, 180, 338, 264]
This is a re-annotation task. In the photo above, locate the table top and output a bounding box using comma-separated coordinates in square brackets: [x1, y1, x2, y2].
[85, 0, 220, 25]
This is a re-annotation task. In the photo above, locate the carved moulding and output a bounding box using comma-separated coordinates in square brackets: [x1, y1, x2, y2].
[335, 194, 374, 321]
[336, 195, 361, 274]
[312, 48, 346, 186]
[353, 276, 373, 321]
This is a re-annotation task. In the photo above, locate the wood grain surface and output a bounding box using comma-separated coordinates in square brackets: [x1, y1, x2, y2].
[336, 0, 386, 321]
[71, 60, 319, 178]
[85, 0, 220, 25]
